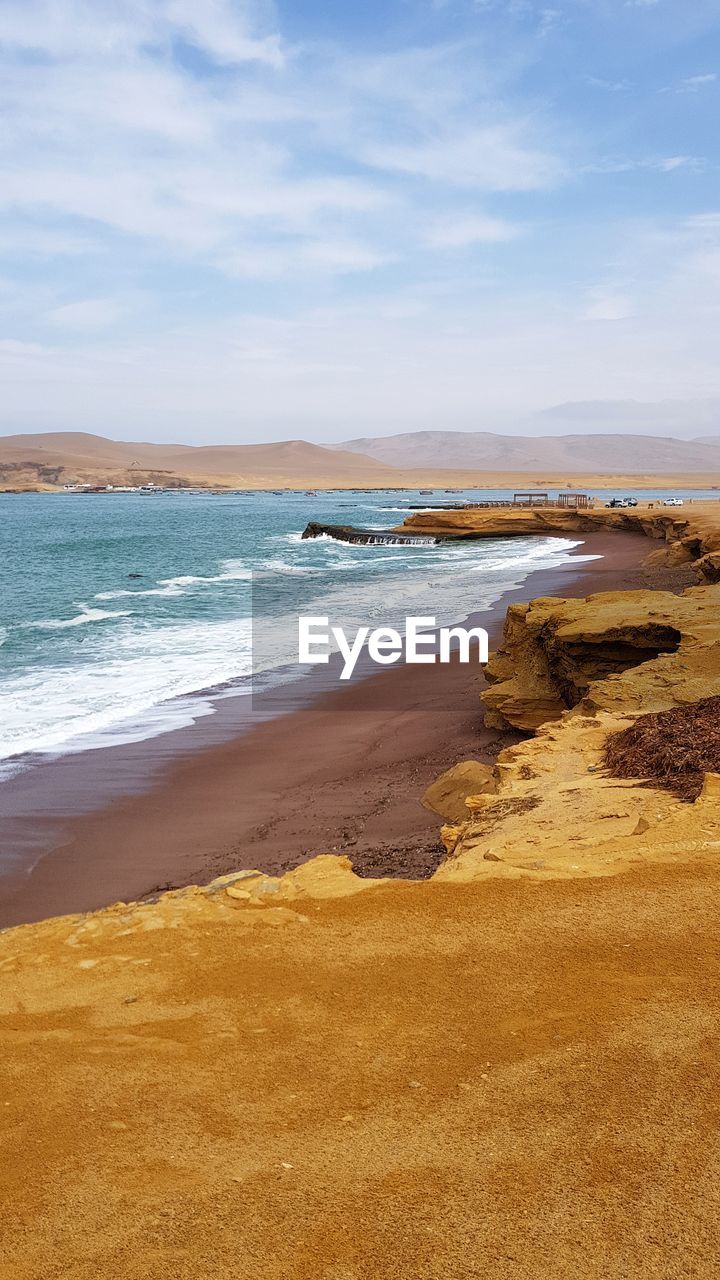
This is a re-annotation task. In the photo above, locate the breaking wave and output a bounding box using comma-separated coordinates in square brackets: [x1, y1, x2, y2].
[24, 606, 132, 630]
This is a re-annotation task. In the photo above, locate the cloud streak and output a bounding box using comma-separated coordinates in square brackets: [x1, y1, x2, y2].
[0, 0, 718, 439]
[0, 8, 567, 276]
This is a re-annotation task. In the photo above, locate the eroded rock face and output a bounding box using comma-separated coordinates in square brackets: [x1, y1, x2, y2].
[432, 581, 720, 884]
[645, 542, 694, 568]
[696, 551, 720, 582]
[482, 591, 685, 731]
[421, 760, 497, 822]
[396, 503, 720, 583]
[302, 521, 437, 545]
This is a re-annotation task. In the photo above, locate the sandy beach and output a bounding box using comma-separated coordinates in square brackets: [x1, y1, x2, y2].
[0, 529, 693, 929]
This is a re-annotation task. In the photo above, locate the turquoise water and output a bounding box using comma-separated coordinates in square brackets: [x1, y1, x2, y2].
[0, 487, 710, 765]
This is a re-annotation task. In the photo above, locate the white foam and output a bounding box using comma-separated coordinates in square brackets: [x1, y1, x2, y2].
[252, 537, 598, 672]
[95, 584, 186, 600]
[0, 615, 254, 761]
[262, 558, 321, 576]
[159, 559, 252, 588]
[0, 532, 599, 767]
[24, 605, 132, 630]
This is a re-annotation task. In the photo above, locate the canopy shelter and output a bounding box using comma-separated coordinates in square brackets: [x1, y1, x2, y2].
[513, 492, 550, 507]
[557, 492, 591, 509]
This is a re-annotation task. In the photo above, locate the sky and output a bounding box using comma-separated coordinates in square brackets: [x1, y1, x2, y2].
[1, 0, 720, 443]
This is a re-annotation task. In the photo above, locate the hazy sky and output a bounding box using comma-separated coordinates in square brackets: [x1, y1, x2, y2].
[1, 0, 720, 442]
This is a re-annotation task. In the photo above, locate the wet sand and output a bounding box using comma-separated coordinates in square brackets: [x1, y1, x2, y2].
[0, 531, 693, 927]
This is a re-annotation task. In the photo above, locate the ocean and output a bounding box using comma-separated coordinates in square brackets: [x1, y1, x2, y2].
[0, 486, 710, 770]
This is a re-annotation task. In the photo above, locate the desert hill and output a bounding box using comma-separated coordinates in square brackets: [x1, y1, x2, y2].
[0, 432, 404, 490]
[0, 431, 395, 476]
[337, 429, 720, 474]
[3, 429, 720, 491]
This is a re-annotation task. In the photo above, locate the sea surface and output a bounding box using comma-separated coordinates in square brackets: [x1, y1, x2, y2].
[0, 487, 714, 770]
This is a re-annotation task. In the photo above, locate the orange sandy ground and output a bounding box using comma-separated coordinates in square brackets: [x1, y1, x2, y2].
[2, 862, 720, 1279]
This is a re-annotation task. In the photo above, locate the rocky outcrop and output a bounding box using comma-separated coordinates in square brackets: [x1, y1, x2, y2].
[302, 521, 439, 545]
[482, 590, 688, 731]
[397, 502, 720, 580]
[430, 580, 720, 883]
[421, 760, 497, 822]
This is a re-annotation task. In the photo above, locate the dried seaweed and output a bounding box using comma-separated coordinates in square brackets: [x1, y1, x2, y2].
[603, 696, 720, 802]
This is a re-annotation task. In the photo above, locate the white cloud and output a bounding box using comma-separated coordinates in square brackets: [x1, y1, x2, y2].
[0, 258, 716, 440]
[0, 0, 284, 66]
[222, 239, 395, 279]
[538, 8, 562, 35]
[0, 7, 567, 281]
[424, 214, 521, 246]
[0, 0, 717, 441]
[162, 0, 285, 68]
[0, 225, 98, 256]
[2, 207, 719, 439]
[365, 124, 563, 191]
[586, 76, 631, 92]
[583, 288, 634, 322]
[47, 297, 124, 330]
[677, 73, 717, 93]
[654, 155, 697, 171]
[586, 154, 701, 175]
[684, 212, 720, 236]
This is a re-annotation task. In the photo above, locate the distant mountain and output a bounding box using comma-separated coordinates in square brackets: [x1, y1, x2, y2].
[0, 431, 403, 489]
[4, 429, 720, 491]
[336, 430, 720, 474]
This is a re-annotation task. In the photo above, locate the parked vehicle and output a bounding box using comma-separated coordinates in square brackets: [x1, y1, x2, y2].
[623, 497, 638, 507]
[662, 497, 684, 506]
[604, 498, 627, 508]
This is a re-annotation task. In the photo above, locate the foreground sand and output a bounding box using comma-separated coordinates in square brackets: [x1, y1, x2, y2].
[2, 859, 720, 1279]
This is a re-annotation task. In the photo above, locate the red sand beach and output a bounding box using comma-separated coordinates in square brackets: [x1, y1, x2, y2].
[0, 531, 692, 928]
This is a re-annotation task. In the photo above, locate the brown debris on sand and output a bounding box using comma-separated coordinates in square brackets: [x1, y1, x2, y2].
[348, 837, 446, 880]
[603, 695, 720, 801]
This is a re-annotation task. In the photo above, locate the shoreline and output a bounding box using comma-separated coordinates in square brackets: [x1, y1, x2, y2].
[7, 479, 720, 494]
[0, 530, 694, 928]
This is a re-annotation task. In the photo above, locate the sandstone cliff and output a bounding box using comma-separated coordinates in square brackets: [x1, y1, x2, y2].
[431, 581, 720, 886]
[482, 589, 696, 731]
[399, 500, 720, 581]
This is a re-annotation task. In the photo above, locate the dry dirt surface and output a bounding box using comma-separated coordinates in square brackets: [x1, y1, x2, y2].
[3, 862, 720, 1280]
